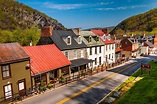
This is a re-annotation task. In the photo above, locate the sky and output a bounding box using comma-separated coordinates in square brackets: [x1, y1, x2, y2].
[17, 0, 157, 29]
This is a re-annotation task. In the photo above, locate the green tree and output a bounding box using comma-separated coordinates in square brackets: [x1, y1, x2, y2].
[0, 30, 13, 43]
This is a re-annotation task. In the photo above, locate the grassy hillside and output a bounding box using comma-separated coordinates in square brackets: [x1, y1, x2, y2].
[0, 0, 66, 30]
[111, 8, 157, 35]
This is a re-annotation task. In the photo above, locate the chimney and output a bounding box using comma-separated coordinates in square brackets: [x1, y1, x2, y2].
[72, 28, 81, 35]
[102, 28, 109, 34]
[41, 26, 53, 37]
[114, 35, 116, 40]
[154, 34, 157, 45]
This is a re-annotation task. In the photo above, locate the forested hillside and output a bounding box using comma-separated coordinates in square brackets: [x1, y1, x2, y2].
[0, 0, 65, 30]
[0, 0, 66, 46]
[111, 8, 157, 35]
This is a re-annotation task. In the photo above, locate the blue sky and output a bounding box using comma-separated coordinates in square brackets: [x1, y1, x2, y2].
[18, 0, 157, 29]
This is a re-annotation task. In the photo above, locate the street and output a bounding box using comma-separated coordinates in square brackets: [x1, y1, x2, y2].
[19, 56, 153, 104]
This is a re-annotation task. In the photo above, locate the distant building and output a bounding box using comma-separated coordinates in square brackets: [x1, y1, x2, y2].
[121, 38, 139, 58]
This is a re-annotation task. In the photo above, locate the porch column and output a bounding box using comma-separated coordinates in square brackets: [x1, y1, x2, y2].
[46, 73, 50, 84]
[58, 69, 62, 78]
[68, 66, 71, 76]
[32, 77, 35, 87]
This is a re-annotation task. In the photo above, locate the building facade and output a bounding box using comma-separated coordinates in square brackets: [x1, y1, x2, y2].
[81, 30, 105, 72]
[37, 26, 92, 76]
[0, 43, 31, 102]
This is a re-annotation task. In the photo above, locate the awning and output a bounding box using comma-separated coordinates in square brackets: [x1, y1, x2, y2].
[70, 58, 94, 68]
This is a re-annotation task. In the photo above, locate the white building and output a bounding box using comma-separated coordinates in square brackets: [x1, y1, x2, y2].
[81, 31, 105, 69]
[91, 29, 115, 65]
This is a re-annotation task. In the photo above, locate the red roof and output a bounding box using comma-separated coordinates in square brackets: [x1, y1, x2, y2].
[101, 38, 115, 44]
[23, 44, 71, 75]
[91, 30, 104, 36]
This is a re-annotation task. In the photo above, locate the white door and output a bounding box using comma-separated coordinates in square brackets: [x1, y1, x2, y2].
[4, 84, 12, 99]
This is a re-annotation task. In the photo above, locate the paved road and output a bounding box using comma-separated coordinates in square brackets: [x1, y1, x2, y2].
[19, 57, 153, 104]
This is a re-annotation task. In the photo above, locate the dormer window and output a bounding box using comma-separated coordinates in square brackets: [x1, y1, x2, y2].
[89, 36, 92, 43]
[67, 36, 71, 45]
[96, 36, 99, 42]
[78, 36, 82, 44]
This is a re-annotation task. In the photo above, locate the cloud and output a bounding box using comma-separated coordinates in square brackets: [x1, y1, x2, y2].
[43, 2, 114, 10]
[44, 2, 87, 10]
[97, 4, 148, 11]
[99, 2, 114, 5]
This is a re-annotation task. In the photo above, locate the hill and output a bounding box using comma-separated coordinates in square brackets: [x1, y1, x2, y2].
[0, 0, 65, 30]
[111, 8, 157, 35]
[84, 26, 115, 32]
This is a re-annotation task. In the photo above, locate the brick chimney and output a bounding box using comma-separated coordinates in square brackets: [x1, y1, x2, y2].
[72, 28, 81, 35]
[102, 28, 109, 34]
[154, 34, 157, 45]
[41, 26, 53, 37]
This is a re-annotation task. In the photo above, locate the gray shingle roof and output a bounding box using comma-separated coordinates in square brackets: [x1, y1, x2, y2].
[144, 41, 154, 48]
[50, 30, 87, 50]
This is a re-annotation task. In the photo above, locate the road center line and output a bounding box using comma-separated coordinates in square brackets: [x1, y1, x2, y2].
[57, 62, 138, 104]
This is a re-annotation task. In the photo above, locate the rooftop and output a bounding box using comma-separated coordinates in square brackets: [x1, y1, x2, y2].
[0, 43, 29, 65]
[23, 44, 71, 75]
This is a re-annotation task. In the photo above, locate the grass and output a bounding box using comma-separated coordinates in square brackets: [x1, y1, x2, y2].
[113, 60, 157, 104]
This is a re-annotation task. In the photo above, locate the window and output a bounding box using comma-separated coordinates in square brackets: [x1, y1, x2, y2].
[4, 84, 12, 99]
[78, 36, 82, 44]
[65, 51, 69, 59]
[1, 65, 11, 79]
[112, 53, 114, 59]
[74, 50, 77, 59]
[96, 36, 99, 42]
[112, 44, 114, 49]
[34, 74, 46, 84]
[106, 45, 107, 51]
[67, 36, 71, 45]
[99, 57, 101, 65]
[61, 68, 69, 76]
[81, 50, 84, 58]
[95, 47, 97, 54]
[95, 58, 97, 65]
[109, 54, 111, 59]
[89, 36, 92, 43]
[109, 44, 111, 50]
[90, 47, 92, 55]
[99, 46, 101, 53]
[19, 81, 25, 91]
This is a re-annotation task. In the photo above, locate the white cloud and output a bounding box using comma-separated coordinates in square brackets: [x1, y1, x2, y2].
[44, 2, 87, 10]
[97, 4, 148, 11]
[99, 2, 114, 5]
[43, 2, 114, 10]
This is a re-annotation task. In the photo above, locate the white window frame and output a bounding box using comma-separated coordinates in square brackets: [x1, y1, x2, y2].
[2, 65, 11, 79]
[65, 51, 69, 59]
[78, 36, 82, 44]
[4, 84, 12, 99]
[67, 36, 71, 45]
[73, 50, 77, 59]
[81, 50, 84, 58]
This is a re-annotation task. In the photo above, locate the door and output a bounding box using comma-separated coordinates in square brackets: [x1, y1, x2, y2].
[4, 84, 13, 99]
[18, 79, 26, 96]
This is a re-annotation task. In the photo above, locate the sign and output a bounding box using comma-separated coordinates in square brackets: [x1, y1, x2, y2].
[141, 63, 151, 75]
[141, 63, 151, 70]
